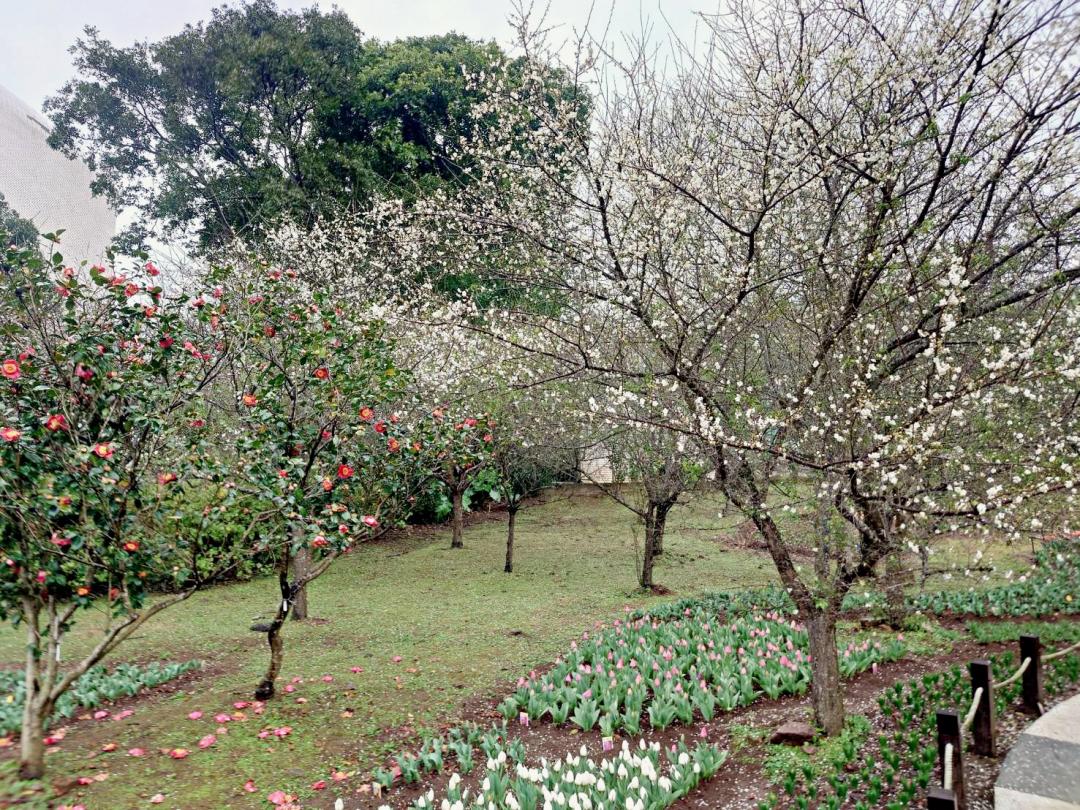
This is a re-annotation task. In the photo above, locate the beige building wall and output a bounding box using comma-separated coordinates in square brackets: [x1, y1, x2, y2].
[0, 83, 115, 260]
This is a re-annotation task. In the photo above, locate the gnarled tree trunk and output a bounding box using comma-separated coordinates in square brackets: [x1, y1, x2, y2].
[254, 570, 293, 700]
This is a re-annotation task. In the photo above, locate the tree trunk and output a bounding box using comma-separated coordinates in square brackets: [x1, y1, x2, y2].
[653, 502, 671, 555]
[504, 505, 517, 573]
[19, 703, 46, 780]
[254, 571, 292, 700]
[884, 550, 907, 629]
[451, 486, 465, 549]
[641, 507, 657, 589]
[806, 609, 845, 735]
[291, 545, 311, 621]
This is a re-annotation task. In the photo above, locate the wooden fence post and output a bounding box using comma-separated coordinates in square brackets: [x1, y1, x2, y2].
[1020, 635, 1043, 715]
[936, 710, 965, 808]
[969, 660, 996, 756]
[927, 787, 959, 810]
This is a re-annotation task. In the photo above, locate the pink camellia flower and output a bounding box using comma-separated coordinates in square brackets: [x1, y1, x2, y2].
[75, 364, 94, 381]
[362, 515, 380, 529]
[283, 684, 296, 693]
[391, 655, 403, 663]
[321, 675, 333, 683]
[1, 359, 20, 380]
[92, 442, 113, 460]
[311, 780, 327, 790]
[93, 710, 109, 720]
[188, 710, 203, 720]
[168, 748, 189, 759]
[1, 427, 21, 442]
[350, 666, 364, 673]
[267, 790, 290, 805]
[198, 734, 216, 749]
[258, 730, 270, 739]
[35, 570, 47, 584]
[273, 726, 292, 737]
[214, 713, 231, 723]
[233, 701, 249, 709]
[244, 779, 257, 793]
[149, 795, 164, 804]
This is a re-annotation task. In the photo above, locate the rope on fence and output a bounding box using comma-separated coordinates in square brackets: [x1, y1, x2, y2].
[994, 656, 1031, 689]
[943, 742, 954, 790]
[1045, 639, 1080, 662]
[961, 686, 983, 732]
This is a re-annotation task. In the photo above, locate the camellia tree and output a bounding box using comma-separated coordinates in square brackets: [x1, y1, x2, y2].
[417, 407, 496, 549]
[204, 261, 424, 699]
[0, 237, 241, 778]
[364, 0, 1080, 734]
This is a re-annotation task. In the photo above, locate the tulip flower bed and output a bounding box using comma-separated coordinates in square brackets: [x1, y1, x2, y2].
[402, 738, 728, 810]
[499, 611, 905, 734]
[0, 660, 200, 734]
[654, 539, 1080, 622]
[760, 647, 1080, 809]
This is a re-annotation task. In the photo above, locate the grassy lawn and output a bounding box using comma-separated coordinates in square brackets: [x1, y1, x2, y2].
[0, 489, 778, 809]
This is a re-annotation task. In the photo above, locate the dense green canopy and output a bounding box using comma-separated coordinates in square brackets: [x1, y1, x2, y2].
[44, 1, 511, 250]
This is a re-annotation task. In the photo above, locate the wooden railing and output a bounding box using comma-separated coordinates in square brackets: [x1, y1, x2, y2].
[926, 634, 1080, 809]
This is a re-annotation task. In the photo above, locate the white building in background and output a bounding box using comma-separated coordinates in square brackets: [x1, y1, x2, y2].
[0, 83, 115, 260]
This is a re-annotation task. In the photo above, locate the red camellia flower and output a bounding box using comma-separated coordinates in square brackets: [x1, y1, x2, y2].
[1, 359, 20, 380]
[124, 283, 140, 297]
[337, 464, 354, 479]
[44, 414, 67, 431]
[313, 367, 329, 380]
[190, 418, 206, 428]
[464, 417, 478, 428]
[159, 335, 174, 349]
[145, 305, 157, 317]
[373, 421, 387, 434]
[123, 541, 139, 552]
[157, 472, 178, 485]
[145, 261, 160, 277]
[242, 393, 258, 407]
[1, 427, 21, 442]
[358, 406, 374, 421]
[264, 325, 276, 337]
[92, 442, 113, 459]
[387, 438, 401, 452]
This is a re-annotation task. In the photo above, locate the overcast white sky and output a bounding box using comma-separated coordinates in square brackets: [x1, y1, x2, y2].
[1, 0, 712, 114]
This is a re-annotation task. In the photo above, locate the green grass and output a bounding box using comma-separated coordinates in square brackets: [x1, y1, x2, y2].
[0, 489, 777, 809]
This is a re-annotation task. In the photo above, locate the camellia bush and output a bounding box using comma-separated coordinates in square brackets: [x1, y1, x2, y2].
[203, 261, 426, 698]
[0, 237, 243, 778]
[416, 406, 495, 549]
